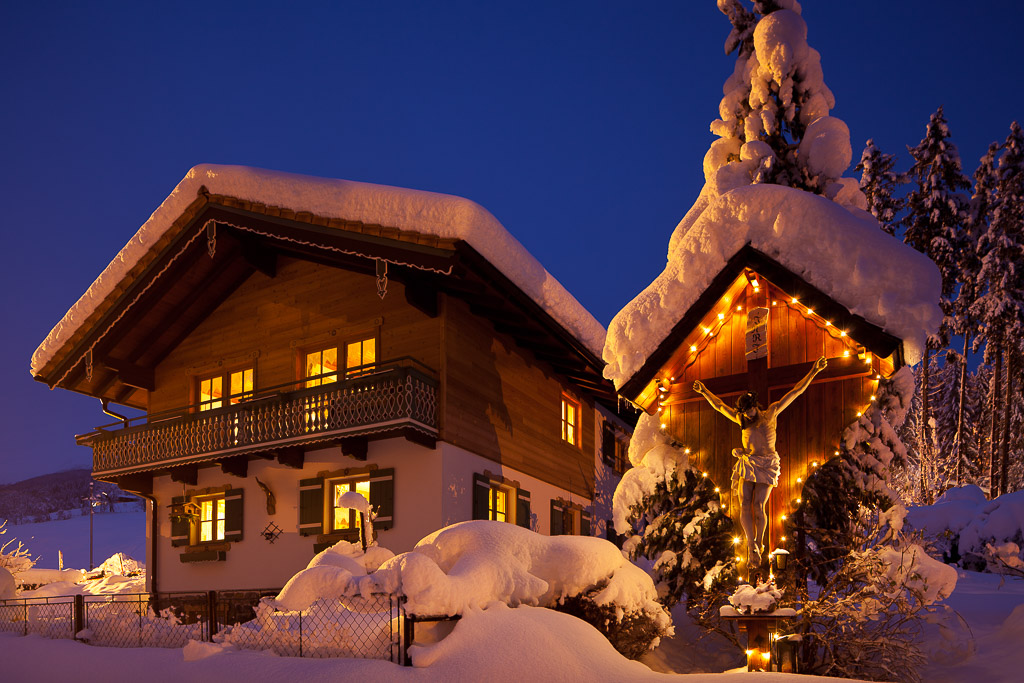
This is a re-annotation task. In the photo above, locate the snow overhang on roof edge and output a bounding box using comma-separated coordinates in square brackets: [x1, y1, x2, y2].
[32, 164, 607, 378]
[603, 184, 942, 389]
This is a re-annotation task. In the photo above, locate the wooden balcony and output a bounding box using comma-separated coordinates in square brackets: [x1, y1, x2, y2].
[80, 360, 438, 478]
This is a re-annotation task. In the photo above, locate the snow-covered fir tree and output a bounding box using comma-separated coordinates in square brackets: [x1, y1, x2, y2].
[708, 0, 861, 202]
[612, 416, 737, 631]
[855, 139, 903, 234]
[973, 122, 1024, 495]
[901, 106, 971, 502]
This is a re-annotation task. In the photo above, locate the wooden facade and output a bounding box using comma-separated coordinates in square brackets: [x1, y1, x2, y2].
[622, 254, 899, 555]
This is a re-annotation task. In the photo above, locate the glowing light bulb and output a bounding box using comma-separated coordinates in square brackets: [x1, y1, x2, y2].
[841, 331, 847, 337]
[702, 472, 708, 477]
[780, 535, 786, 541]
[834, 450, 839, 456]
[807, 308, 814, 315]
[796, 477, 802, 483]
[718, 312, 725, 320]
[870, 395, 876, 401]
[684, 447, 691, 454]
[780, 514, 787, 521]
[660, 423, 667, 430]
[772, 300, 777, 306]
[812, 461, 819, 467]
[761, 652, 771, 661]
[796, 498, 802, 504]
[732, 537, 740, 545]
[736, 305, 742, 311]
[857, 411, 863, 417]
[843, 350, 850, 357]
[791, 297, 797, 304]
[825, 320, 832, 326]
[690, 345, 697, 352]
[714, 487, 721, 493]
[745, 649, 754, 657]
[703, 326, 710, 334]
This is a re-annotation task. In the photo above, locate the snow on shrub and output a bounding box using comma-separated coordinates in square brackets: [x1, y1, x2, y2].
[907, 486, 1024, 573]
[265, 522, 671, 659]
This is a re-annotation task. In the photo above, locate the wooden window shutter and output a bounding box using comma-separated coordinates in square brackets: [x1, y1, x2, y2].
[472, 473, 490, 520]
[170, 495, 190, 547]
[224, 489, 244, 542]
[515, 488, 531, 529]
[549, 500, 563, 536]
[601, 422, 616, 468]
[580, 510, 591, 537]
[369, 468, 395, 530]
[298, 477, 325, 536]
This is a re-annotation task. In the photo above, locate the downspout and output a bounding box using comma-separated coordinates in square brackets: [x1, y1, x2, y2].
[101, 399, 130, 428]
[135, 491, 159, 598]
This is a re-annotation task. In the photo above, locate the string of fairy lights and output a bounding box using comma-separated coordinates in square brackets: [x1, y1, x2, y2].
[651, 274, 886, 565]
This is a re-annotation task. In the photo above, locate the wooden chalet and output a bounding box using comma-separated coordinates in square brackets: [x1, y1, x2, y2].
[31, 166, 626, 591]
[617, 244, 904, 555]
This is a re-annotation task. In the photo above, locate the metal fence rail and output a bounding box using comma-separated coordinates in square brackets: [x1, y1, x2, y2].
[0, 590, 408, 663]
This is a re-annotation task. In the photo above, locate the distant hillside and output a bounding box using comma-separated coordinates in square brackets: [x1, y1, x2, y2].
[0, 468, 143, 524]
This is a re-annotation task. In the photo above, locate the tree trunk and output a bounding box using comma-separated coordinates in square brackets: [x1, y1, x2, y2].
[920, 345, 932, 503]
[999, 351, 1013, 496]
[988, 343, 1002, 498]
[954, 333, 970, 487]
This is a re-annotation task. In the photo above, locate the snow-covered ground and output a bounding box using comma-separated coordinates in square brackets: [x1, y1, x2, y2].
[3, 510, 145, 571]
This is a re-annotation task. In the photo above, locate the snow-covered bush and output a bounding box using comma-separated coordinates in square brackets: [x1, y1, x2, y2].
[258, 522, 672, 659]
[0, 519, 38, 579]
[907, 486, 1024, 573]
[795, 505, 957, 682]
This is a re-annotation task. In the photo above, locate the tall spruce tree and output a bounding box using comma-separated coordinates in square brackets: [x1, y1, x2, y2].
[856, 139, 903, 234]
[902, 107, 971, 502]
[973, 122, 1024, 496]
[953, 143, 1000, 486]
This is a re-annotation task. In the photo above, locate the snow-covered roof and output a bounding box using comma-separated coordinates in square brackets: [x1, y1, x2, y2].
[32, 165, 606, 376]
[603, 184, 942, 388]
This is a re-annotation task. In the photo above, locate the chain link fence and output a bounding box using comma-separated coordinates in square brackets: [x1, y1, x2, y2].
[0, 590, 408, 663]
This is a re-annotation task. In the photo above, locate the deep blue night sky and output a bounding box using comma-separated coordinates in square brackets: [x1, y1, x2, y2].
[1, 1, 1020, 483]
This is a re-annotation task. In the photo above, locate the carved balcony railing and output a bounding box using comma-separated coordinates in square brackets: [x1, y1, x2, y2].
[81, 359, 438, 477]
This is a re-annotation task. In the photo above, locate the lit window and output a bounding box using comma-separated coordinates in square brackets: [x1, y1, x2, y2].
[489, 484, 508, 522]
[305, 347, 339, 388]
[199, 497, 226, 542]
[198, 367, 254, 411]
[199, 376, 222, 411]
[562, 395, 581, 447]
[346, 337, 376, 376]
[332, 479, 371, 531]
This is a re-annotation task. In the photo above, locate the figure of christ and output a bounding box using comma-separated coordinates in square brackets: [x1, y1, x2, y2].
[692, 356, 827, 567]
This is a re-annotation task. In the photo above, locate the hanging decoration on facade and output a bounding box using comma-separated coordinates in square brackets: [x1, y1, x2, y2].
[255, 476, 276, 515]
[745, 307, 770, 360]
[261, 521, 282, 544]
[85, 348, 93, 382]
[376, 258, 388, 299]
[206, 220, 217, 258]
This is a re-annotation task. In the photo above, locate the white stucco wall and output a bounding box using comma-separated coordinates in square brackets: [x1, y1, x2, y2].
[151, 437, 595, 592]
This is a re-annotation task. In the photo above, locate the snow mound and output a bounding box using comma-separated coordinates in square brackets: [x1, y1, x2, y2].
[409, 603, 660, 679]
[726, 580, 783, 615]
[604, 184, 941, 386]
[273, 521, 668, 632]
[32, 164, 605, 376]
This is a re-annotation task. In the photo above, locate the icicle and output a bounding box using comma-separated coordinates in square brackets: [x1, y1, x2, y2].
[206, 220, 217, 258]
[376, 258, 388, 299]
